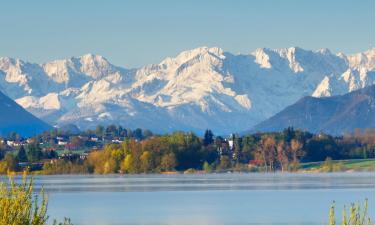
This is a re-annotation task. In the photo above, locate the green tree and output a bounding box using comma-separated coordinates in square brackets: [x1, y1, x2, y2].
[304, 135, 338, 162]
[128, 140, 143, 173]
[133, 128, 143, 140]
[175, 132, 202, 170]
[106, 124, 118, 137]
[17, 146, 28, 162]
[27, 144, 43, 162]
[241, 135, 256, 162]
[233, 134, 242, 163]
[218, 155, 231, 171]
[203, 161, 212, 173]
[160, 153, 177, 171]
[203, 129, 214, 146]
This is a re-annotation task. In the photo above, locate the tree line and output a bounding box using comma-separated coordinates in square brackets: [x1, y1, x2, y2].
[2, 127, 375, 174]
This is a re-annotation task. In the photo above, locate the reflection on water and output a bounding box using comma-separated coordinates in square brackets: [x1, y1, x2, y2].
[5, 173, 375, 225]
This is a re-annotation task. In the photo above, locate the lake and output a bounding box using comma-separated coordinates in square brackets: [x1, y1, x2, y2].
[23, 173, 375, 225]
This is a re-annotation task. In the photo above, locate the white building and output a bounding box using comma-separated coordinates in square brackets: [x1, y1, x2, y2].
[58, 140, 68, 146]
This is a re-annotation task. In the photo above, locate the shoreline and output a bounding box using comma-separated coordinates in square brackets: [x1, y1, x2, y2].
[4, 158, 375, 176]
[3, 169, 373, 177]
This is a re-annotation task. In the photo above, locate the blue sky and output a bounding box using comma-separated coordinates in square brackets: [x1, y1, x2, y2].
[0, 0, 374, 68]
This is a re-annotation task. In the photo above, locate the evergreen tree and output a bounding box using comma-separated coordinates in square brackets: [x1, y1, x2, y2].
[203, 129, 214, 146]
[120, 128, 128, 138]
[233, 134, 242, 163]
[17, 146, 28, 162]
[106, 124, 118, 137]
[133, 128, 143, 140]
[27, 144, 43, 162]
[283, 127, 295, 142]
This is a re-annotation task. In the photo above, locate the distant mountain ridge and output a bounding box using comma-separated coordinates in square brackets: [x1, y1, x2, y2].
[0, 46, 375, 134]
[253, 84, 375, 135]
[0, 91, 51, 137]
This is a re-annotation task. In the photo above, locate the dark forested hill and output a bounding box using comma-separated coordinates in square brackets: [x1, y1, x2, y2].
[0, 91, 51, 137]
[253, 85, 375, 135]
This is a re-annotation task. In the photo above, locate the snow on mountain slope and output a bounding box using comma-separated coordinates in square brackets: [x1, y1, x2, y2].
[42, 54, 131, 87]
[16, 92, 61, 110]
[347, 48, 375, 70]
[0, 46, 375, 134]
[0, 57, 58, 98]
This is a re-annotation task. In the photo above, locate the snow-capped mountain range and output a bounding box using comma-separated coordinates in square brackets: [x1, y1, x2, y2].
[0, 46, 374, 134]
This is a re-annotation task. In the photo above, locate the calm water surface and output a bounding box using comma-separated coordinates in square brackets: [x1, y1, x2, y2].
[17, 173, 375, 225]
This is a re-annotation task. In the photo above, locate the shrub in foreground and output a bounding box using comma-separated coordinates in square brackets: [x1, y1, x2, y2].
[0, 173, 72, 225]
[329, 199, 372, 225]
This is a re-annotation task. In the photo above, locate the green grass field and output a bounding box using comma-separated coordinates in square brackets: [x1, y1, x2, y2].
[300, 158, 375, 172]
[55, 149, 87, 156]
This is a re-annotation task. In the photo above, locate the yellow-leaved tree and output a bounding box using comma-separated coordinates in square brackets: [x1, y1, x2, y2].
[0, 172, 72, 225]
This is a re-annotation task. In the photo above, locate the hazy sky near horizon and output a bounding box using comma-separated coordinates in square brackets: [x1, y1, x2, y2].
[1, 0, 374, 68]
